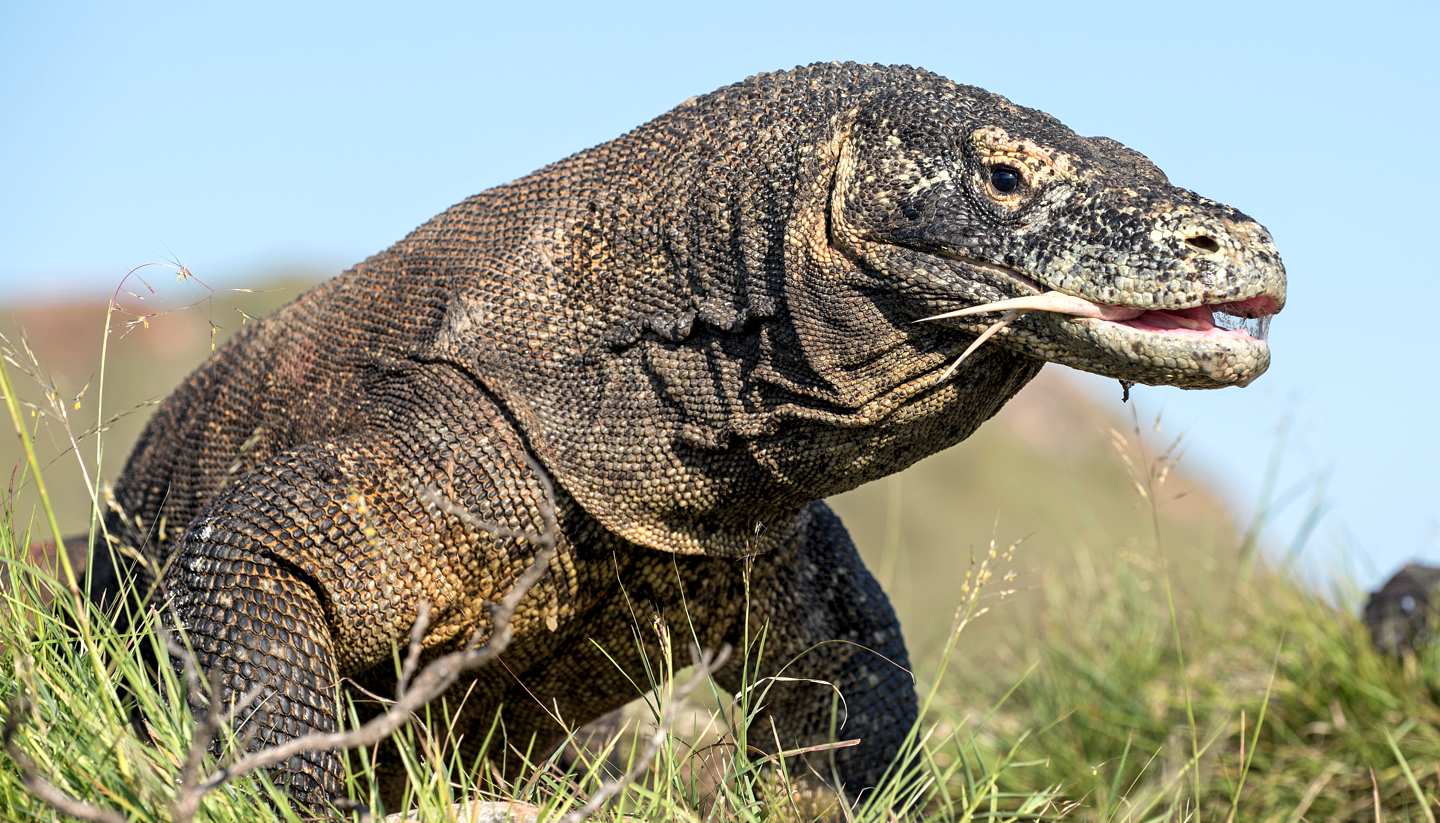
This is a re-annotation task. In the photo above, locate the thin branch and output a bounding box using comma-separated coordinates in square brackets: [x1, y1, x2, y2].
[397, 600, 433, 696]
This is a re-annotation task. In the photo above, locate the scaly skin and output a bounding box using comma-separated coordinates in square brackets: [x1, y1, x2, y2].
[87, 63, 1286, 809]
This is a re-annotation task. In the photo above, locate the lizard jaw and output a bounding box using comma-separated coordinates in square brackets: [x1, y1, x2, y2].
[1068, 308, 1274, 388]
[917, 264, 1281, 388]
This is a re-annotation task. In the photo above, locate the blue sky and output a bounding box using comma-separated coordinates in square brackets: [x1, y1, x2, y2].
[2, 1, 1436, 588]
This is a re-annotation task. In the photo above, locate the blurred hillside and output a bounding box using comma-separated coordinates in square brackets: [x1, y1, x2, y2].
[1, 268, 1243, 659]
[0, 267, 322, 552]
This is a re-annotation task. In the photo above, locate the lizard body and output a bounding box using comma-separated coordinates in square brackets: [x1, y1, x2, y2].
[89, 63, 1286, 808]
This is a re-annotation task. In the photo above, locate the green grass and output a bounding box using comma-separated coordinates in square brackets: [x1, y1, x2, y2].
[956, 551, 1440, 820]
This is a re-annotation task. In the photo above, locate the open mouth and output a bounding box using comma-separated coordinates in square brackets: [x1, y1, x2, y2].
[911, 254, 1283, 384]
[1104, 295, 1277, 342]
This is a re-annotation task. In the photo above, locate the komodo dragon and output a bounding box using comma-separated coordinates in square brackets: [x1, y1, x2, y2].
[85, 62, 1287, 809]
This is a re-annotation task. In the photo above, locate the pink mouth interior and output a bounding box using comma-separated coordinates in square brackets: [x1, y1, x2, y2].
[1104, 295, 1278, 340]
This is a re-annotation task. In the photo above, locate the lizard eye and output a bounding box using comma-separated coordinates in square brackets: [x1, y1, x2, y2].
[989, 164, 1023, 194]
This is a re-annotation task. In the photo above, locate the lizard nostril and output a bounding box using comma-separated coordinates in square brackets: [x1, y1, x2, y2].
[1184, 234, 1221, 254]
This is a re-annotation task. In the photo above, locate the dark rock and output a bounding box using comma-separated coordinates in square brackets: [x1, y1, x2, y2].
[1363, 563, 1440, 656]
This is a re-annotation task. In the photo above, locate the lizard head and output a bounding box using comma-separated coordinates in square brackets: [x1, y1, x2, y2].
[829, 81, 1286, 389]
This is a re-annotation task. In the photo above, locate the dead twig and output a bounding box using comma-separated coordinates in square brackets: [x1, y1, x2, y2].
[397, 600, 433, 697]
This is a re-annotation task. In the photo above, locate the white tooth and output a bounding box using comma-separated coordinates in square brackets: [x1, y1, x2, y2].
[1214, 312, 1272, 341]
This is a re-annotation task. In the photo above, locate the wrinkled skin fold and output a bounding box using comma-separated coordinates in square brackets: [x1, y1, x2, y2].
[85, 63, 1285, 811]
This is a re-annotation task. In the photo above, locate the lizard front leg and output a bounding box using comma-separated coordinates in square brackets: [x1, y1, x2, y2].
[715, 501, 916, 803]
[159, 365, 554, 809]
[166, 538, 343, 805]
